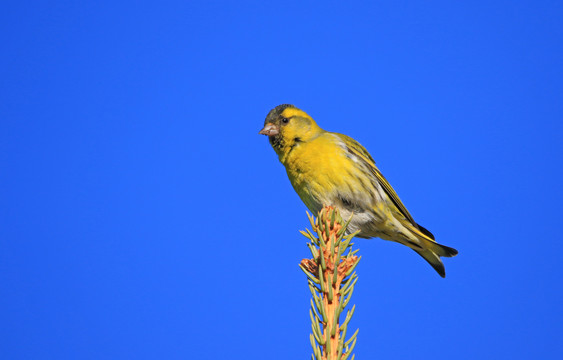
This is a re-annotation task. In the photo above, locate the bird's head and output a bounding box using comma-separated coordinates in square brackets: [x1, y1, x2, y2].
[259, 104, 323, 156]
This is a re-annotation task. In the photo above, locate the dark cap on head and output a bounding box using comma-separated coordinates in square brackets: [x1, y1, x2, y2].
[265, 104, 296, 124]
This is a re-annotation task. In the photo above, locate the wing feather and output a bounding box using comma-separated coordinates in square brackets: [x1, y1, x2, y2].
[335, 133, 419, 229]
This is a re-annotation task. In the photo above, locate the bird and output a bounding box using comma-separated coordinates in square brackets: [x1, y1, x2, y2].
[259, 104, 458, 277]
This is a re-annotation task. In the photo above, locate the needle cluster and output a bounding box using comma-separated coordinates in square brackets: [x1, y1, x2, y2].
[299, 206, 361, 360]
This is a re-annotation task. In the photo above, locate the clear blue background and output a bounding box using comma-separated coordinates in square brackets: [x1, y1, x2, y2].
[2, 1, 562, 359]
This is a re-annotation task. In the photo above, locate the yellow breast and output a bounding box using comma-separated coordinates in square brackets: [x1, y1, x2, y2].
[280, 133, 357, 211]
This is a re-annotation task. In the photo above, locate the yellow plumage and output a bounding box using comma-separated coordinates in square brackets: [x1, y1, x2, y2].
[259, 104, 457, 277]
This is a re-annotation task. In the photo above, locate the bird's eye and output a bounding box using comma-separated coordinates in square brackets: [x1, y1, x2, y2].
[281, 117, 289, 124]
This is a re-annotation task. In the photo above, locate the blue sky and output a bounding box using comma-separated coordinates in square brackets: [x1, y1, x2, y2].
[1, 1, 562, 359]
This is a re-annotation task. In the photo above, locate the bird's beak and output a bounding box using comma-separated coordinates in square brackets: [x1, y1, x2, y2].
[259, 123, 279, 136]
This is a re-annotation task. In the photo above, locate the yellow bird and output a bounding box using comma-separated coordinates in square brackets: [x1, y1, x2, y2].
[259, 104, 458, 277]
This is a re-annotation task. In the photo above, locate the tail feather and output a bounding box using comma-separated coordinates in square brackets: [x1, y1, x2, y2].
[412, 224, 458, 257]
[433, 242, 458, 258]
[416, 223, 435, 240]
[414, 248, 446, 278]
[414, 237, 458, 278]
[414, 250, 446, 278]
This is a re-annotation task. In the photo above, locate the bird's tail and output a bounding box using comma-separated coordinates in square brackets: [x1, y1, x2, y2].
[413, 239, 458, 278]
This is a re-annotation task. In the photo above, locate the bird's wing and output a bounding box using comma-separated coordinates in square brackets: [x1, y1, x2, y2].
[336, 133, 419, 229]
